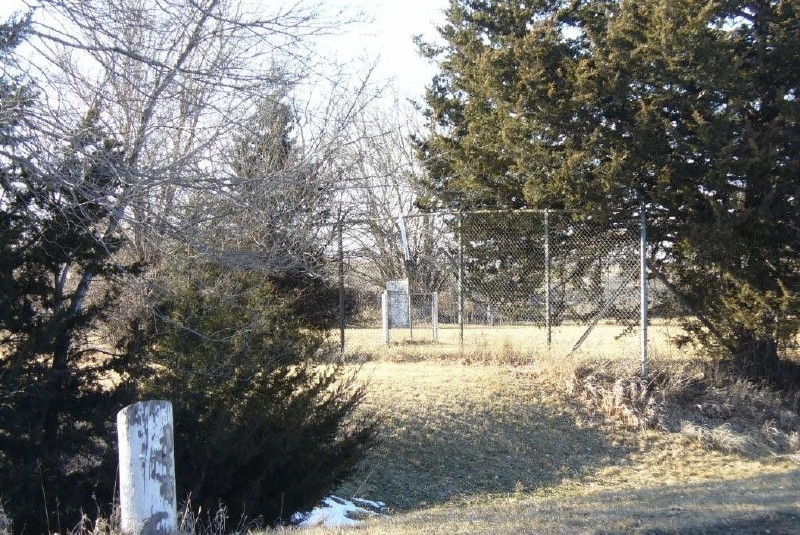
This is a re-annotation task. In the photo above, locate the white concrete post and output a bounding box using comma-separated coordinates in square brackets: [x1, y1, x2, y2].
[117, 400, 177, 535]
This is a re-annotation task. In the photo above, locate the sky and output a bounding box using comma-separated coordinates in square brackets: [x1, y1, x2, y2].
[325, 0, 448, 100]
[0, 0, 449, 104]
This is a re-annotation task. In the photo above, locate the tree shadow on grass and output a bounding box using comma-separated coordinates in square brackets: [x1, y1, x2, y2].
[689, 509, 800, 535]
[388, 469, 800, 534]
[336, 364, 632, 510]
[581, 470, 800, 534]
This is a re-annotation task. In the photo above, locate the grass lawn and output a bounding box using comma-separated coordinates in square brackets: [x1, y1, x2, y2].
[273, 345, 800, 533]
[339, 320, 695, 364]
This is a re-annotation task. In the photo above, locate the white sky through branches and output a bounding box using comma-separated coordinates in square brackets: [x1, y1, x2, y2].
[327, 0, 447, 100]
[1, 0, 448, 103]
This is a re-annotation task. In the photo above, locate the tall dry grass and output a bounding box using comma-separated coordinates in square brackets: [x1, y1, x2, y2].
[273, 331, 800, 534]
[339, 321, 688, 363]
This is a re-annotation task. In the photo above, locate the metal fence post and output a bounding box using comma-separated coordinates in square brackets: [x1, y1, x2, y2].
[381, 290, 390, 345]
[457, 212, 464, 347]
[640, 203, 649, 377]
[432, 291, 439, 342]
[338, 219, 345, 355]
[544, 209, 552, 349]
[408, 290, 414, 340]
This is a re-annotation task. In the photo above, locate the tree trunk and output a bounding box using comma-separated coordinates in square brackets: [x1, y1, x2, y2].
[732, 328, 783, 383]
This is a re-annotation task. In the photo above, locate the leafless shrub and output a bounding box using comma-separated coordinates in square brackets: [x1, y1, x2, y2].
[680, 421, 766, 456]
[759, 420, 797, 453]
[698, 379, 786, 420]
[569, 360, 800, 456]
[567, 363, 664, 429]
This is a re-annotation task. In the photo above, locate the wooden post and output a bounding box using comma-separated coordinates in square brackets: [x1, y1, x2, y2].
[117, 400, 177, 535]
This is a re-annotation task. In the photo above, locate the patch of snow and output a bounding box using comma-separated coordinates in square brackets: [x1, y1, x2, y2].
[291, 496, 387, 528]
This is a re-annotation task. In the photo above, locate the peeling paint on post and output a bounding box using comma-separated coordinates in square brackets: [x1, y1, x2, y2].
[117, 400, 177, 535]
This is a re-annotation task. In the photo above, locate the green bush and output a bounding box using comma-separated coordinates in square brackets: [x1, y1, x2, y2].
[129, 256, 378, 524]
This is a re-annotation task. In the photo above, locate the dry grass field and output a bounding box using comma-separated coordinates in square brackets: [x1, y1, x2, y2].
[340, 320, 695, 364]
[271, 333, 800, 534]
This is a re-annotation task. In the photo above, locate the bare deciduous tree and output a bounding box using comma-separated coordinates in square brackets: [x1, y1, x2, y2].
[5, 0, 382, 338]
[0, 3, 385, 527]
[335, 98, 449, 293]
[17, 0, 374, 261]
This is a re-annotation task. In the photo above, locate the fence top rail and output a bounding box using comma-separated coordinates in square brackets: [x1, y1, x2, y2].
[339, 208, 579, 226]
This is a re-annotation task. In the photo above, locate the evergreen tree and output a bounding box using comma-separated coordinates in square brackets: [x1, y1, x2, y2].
[225, 100, 341, 328]
[1, 107, 134, 535]
[129, 255, 377, 524]
[420, 0, 800, 382]
[119, 101, 378, 525]
[0, 5, 376, 531]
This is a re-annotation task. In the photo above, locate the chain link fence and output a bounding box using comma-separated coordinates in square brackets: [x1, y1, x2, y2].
[334, 209, 678, 364]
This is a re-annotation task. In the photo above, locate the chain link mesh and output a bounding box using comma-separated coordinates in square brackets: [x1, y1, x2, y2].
[335, 210, 675, 361]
